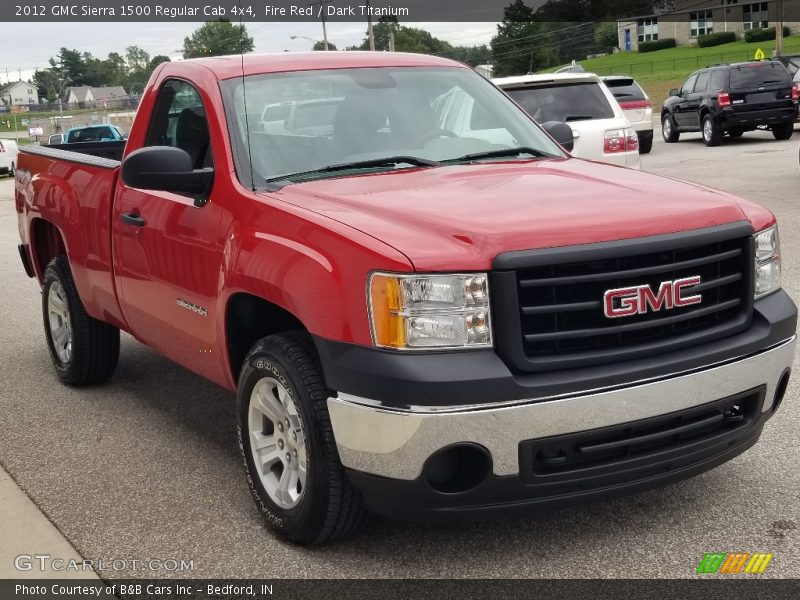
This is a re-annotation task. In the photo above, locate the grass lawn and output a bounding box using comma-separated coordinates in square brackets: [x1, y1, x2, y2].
[549, 37, 800, 109]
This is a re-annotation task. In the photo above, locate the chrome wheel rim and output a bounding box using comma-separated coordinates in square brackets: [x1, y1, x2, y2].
[47, 281, 72, 363]
[248, 377, 307, 509]
[703, 119, 712, 142]
[663, 117, 671, 138]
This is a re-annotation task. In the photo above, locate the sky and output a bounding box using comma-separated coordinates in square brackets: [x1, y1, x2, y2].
[0, 21, 498, 85]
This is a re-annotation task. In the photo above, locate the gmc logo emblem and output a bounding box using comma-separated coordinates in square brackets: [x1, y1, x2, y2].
[603, 276, 702, 318]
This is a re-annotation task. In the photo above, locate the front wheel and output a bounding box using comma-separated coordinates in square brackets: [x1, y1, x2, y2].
[662, 115, 679, 143]
[772, 122, 794, 140]
[42, 256, 120, 385]
[237, 331, 367, 545]
[702, 115, 722, 147]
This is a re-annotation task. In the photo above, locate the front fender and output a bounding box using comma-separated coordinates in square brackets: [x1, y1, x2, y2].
[219, 206, 413, 348]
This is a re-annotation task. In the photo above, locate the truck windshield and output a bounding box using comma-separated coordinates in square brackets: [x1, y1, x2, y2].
[221, 66, 565, 187]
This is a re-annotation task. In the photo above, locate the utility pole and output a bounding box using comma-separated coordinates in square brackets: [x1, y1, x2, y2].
[308, 0, 333, 50]
[776, 0, 784, 57]
[388, 31, 395, 52]
[366, 0, 375, 51]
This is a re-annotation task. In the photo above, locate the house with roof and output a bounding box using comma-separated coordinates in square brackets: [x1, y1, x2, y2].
[0, 81, 40, 108]
[616, 0, 800, 52]
[66, 86, 128, 107]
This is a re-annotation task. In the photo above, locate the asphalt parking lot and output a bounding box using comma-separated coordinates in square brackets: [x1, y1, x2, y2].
[0, 128, 799, 579]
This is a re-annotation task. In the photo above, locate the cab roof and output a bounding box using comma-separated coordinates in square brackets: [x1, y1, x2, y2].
[183, 51, 467, 80]
[493, 71, 602, 88]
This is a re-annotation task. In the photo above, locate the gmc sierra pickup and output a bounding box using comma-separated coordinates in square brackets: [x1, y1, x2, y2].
[15, 52, 796, 545]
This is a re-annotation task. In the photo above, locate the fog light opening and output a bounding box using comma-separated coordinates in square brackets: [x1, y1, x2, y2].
[773, 369, 791, 413]
[423, 444, 492, 494]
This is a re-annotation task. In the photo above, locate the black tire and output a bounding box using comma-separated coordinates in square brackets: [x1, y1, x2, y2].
[728, 129, 744, 138]
[662, 114, 679, 143]
[9, 161, 15, 177]
[702, 114, 722, 147]
[42, 256, 120, 386]
[638, 132, 653, 154]
[237, 331, 367, 545]
[772, 122, 794, 140]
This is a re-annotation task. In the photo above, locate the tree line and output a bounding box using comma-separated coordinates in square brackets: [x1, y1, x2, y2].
[30, 20, 253, 102]
[27, 0, 672, 103]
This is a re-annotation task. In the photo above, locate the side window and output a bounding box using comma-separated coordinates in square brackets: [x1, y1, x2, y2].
[681, 74, 698, 95]
[146, 79, 213, 169]
[710, 70, 726, 91]
[694, 72, 710, 93]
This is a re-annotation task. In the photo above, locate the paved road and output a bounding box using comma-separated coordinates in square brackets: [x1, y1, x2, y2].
[0, 130, 798, 579]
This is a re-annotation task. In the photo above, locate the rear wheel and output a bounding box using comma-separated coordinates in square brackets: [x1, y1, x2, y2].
[702, 115, 722, 147]
[42, 256, 120, 385]
[772, 122, 794, 140]
[238, 331, 367, 545]
[662, 115, 679, 143]
[638, 132, 653, 154]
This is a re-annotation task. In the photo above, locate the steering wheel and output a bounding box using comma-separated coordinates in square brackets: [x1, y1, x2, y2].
[415, 128, 458, 146]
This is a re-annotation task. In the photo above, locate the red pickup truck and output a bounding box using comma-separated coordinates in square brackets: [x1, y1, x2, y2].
[15, 52, 796, 545]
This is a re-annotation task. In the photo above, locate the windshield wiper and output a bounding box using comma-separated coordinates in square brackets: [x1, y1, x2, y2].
[443, 147, 552, 164]
[264, 156, 441, 188]
[564, 115, 595, 121]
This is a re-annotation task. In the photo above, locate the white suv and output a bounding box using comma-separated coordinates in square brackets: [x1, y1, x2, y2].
[0, 139, 19, 177]
[602, 76, 654, 154]
[493, 72, 641, 169]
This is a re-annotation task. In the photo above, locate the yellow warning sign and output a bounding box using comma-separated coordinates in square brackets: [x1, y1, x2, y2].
[754, 48, 766, 60]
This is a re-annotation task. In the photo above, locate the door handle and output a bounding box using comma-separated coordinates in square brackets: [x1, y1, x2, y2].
[120, 212, 145, 227]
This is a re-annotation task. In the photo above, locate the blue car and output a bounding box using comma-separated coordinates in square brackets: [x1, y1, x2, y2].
[64, 124, 125, 143]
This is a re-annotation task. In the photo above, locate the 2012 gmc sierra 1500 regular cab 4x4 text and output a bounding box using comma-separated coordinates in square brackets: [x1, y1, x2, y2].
[14, 52, 797, 545]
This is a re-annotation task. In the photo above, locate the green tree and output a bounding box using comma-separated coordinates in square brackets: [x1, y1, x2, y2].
[312, 40, 337, 51]
[49, 48, 85, 86]
[125, 46, 150, 71]
[491, 1, 559, 76]
[594, 22, 619, 52]
[148, 55, 171, 70]
[182, 19, 254, 59]
[32, 69, 64, 102]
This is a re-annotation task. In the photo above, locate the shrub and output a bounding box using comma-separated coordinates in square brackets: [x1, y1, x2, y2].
[697, 31, 737, 47]
[744, 26, 792, 43]
[638, 38, 677, 53]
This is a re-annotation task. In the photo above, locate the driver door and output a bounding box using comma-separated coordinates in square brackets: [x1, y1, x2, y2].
[112, 78, 228, 383]
[674, 73, 698, 128]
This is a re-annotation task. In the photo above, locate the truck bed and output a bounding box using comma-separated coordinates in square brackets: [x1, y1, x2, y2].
[40, 140, 126, 163]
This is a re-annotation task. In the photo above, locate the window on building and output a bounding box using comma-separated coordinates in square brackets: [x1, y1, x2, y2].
[690, 10, 714, 37]
[637, 17, 658, 43]
[743, 2, 769, 30]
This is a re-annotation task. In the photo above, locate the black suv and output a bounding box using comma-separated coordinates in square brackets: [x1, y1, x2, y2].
[662, 61, 798, 146]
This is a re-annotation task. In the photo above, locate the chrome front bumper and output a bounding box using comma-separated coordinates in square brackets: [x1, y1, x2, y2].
[327, 337, 795, 481]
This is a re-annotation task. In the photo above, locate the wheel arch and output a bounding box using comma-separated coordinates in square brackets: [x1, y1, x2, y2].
[224, 292, 309, 384]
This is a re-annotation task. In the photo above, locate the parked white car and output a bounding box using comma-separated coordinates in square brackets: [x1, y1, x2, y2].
[0, 139, 19, 176]
[493, 72, 641, 169]
[602, 76, 654, 154]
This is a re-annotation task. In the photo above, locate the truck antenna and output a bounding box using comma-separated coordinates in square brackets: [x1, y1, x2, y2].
[237, 0, 256, 192]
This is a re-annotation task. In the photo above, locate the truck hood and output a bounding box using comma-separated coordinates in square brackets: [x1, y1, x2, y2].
[273, 158, 771, 271]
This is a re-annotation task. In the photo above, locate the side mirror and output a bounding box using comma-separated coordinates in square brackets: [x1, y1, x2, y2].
[121, 146, 213, 205]
[669, 88, 681, 97]
[542, 121, 574, 152]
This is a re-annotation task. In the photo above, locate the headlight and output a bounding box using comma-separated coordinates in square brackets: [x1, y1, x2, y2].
[368, 273, 492, 350]
[753, 225, 781, 299]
